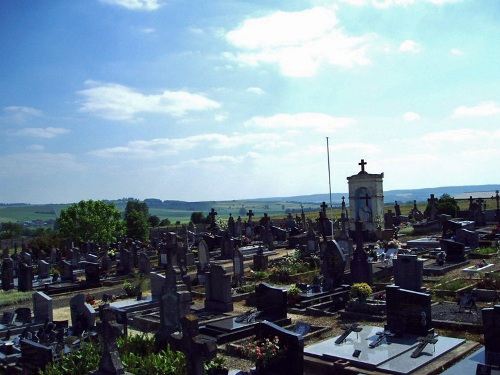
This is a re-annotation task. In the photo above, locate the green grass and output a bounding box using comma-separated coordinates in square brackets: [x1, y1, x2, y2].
[0, 290, 33, 308]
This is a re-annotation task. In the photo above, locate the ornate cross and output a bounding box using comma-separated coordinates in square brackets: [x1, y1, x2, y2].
[358, 159, 367, 173]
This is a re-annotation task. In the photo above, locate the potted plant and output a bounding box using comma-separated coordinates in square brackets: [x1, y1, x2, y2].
[350, 283, 372, 303]
[287, 284, 301, 306]
[204, 356, 228, 375]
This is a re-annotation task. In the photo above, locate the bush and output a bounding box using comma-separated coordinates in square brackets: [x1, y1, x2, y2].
[350, 283, 372, 301]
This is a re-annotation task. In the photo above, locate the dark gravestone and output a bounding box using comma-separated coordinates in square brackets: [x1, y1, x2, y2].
[197, 240, 210, 273]
[457, 229, 480, 249]
[256, 283, 287, 321]
[150, 272, 166, 302]
[70, 294, 96, 335]
[320, 240, 346, 290]
[18, 262, 33, 292]
[254, 320, 304, 375]
[385, 285, 432, 337]
[20, 339, 53, 374]
[482, 305, 500, 367]
[138, 252, 151, 275]
[204, 265, 233, 312]
[221, 231, 235, 259]
[15, 307, 31, 324]
[120, 249, 132, 274]
[159, 265, 191, 335]
[350, 244, 373, 286]
[440, 239, 466, 263]
[393, 254, 424, 292]
[253, 253, 269, 271]
[33, 292, 53, 323]
[2, 257, 14, 291]
[60, 260, 73, 282]
[38, 259, 50, 279]
[83, 261, 100, 285]
[232, 247, 244, 286]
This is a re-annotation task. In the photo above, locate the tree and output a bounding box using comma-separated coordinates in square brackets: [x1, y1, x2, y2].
[148, 215, 160, 228]
[0, 222, 23, 239]
[190, 211, 207, 224]
[238, 206, 247, 216]
[125, 209, 149, 240]
[425, 193, 460, 218]
[159, 218, 171, 227]
[124, 200, 150, 239]
[56, 200, 124, 243]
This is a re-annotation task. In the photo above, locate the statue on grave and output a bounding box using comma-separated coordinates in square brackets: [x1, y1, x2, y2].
[359, 204, 372, 222]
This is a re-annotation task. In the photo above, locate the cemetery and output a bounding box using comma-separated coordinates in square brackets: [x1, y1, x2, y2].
[0, 161, 499, 374]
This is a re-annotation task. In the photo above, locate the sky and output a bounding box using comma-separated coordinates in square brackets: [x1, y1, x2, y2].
[1, 0, 499, 204]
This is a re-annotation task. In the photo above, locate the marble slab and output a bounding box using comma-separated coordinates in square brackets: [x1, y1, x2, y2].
[304, 325, 466, 374]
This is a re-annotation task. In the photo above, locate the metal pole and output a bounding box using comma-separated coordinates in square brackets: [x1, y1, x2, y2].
[326, 137, 334, 239]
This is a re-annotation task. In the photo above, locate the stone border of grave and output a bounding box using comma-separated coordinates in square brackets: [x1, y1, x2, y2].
[432, 278, 478, 298]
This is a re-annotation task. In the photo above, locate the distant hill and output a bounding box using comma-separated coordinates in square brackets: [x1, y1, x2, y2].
[252, 184, 499, 205]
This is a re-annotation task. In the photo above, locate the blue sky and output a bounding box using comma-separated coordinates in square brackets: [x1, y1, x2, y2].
[1, 0, 499, 204]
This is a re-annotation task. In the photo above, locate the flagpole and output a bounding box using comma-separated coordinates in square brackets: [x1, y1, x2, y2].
[326, 137, 334, 239]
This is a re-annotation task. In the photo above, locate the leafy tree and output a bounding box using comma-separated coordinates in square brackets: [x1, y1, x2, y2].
[159, 218, 171, 227]
[56, 200, 124, 243]
[238, 206, 247, 216]
[0, 222, 23, 239]
[124, 200, 149, 219]
[190, 211, 207, 224]
[148, 215, 160, 228]
[425, 193, 460, 218]
[126, 209, 149, 240]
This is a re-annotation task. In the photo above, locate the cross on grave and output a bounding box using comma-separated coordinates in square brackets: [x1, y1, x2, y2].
[411, 328, 438, 358]
[247, 210, 254, 223]
[208, 208, 218, 230]
[492, 190, 500, 209]
[320, 201, 328, 214]
[335, 323, 363, 344]
[170, 314, 217, 375]
[363, 193, 371, 206]
[369, 329, 395, 348]
[340, 212, 349, 233]
[358, 159, 367, 173]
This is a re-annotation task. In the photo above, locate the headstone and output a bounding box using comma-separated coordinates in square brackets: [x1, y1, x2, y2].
[440, 239, 466, 263]
[255, 283, 287, 321]
[410, 200, 424, 221]
[253, 253, 269, 271]
[385, 285, 432, 337]
[18, 262, 33, 292]
[138, 252, 152, 275]
[350, 244, 373, 286]
[204, 265, 233, 312]
[232, 247, 244, 286]
[254, 320, 304, 375]
[456, 229, 480, 249]
[306, 224, 319, 254]
[393, 254, 424, 292]
[50, 247, 57, 264]
[2, 257, 14, 291]
[227, 213, 236, 237]
[60, 260, 73, 282]
[33, 292, 53, 323]
[84, 261, 100, 285]
[221, 231, 235, 259]
[120, 248, 132, 274]
[150, 272, 166, 302]
[427, 194, 438, 221]
[69, 294, 96, 335]
[197, 240, 210, 272]
[20, 339, 53, 374]
[320, 240, 346, 290]
[482, 305, 500, 367]
[38, 259, 50, 279]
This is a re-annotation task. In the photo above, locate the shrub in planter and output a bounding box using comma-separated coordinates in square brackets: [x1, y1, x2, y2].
[204, 356, 228, 375]
[287, 284, 301, 306]
[350, 283, 372, 302]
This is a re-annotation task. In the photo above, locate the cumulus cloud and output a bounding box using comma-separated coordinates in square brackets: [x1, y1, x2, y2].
[246, 87, 265, 95]
[451, 101, 500, 118]
[0, 153, 86, 177]
[3, 106, 43, 122]
[399, 40, 422, 54]
[99, 0, 163, 11]
[403, 112, 420, 121]
[14, 127, 69, 138]
[225, 7, 373, 77]
[78, 81, 221, 121]
[245, 113, 355, 133]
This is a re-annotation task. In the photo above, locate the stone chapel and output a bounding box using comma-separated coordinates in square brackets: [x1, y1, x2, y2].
[347, 159, 384, 233]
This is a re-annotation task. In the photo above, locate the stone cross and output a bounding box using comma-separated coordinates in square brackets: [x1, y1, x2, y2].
[247, 210, 254, 223]
[411, 328, 438, 358]
[320, 201, 328, 215]
[208, 208, 218, 232]
[358, 159, 367, 173]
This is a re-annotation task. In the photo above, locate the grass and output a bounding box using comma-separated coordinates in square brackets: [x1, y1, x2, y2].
[0, 290, 33, 307]
[435, 278, 477, 291]
[474, 246, 499, 255]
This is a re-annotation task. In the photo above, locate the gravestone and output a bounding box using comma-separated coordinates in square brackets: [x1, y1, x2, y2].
[410, 200, 424, 221]
[50, 247, 57, 264]
[221, 231, 235, 259]
[2, 257, 14, 290]
[204, 265, 233, 312]
[482, 305, 500, 367]
[456, 229, 479, 250]
[120, 248, 133, 274]
[60, 260, 73, 282]
[150, 272, 166, 301]
[306, 224, 319, 254]
[38, 259, 50, 279]
[232, 247, 244, 286]
[253, 252, 269, 271]
[254, 320, 304, 375]
[350, 244, 373, 286]
[69, 294, 96, 335]
[83, 261, 100, 285]
[320, 240, 346, 290]
[33, 291, 53, 323]
[20, 339, 54, 374]
[385, 285, 432, 337]
[393, 254, 424, 292]
[138, 252, 151, 275]
[440, 239, 466, 263]
[255, 283, 287, 321]
[18, 262, 33, 292]
[197, 240, 210, 272]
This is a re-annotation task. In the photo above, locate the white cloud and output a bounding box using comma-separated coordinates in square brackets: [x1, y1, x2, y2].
[225, 7, 373, 77]
[451, 101, 500, 118]
[89, 132, 282, 159]
[14, 127, 69, 138]
[340, 0, 462, 7]
[99, 0, 163, 11]
[246, 113, 355, 133]
[403, 112, 420, 121]
[331, 142, 381, 153]
[0, 153, 86, 177]
[246, 87, 265, 95]
[27, 145, 45, 151]
[450, 48, 464, 56]
[420, 128, 484, 142]
[78, 81, 221, 121]
[3, 106, 43, 122]
[399, 40, 422, 54]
